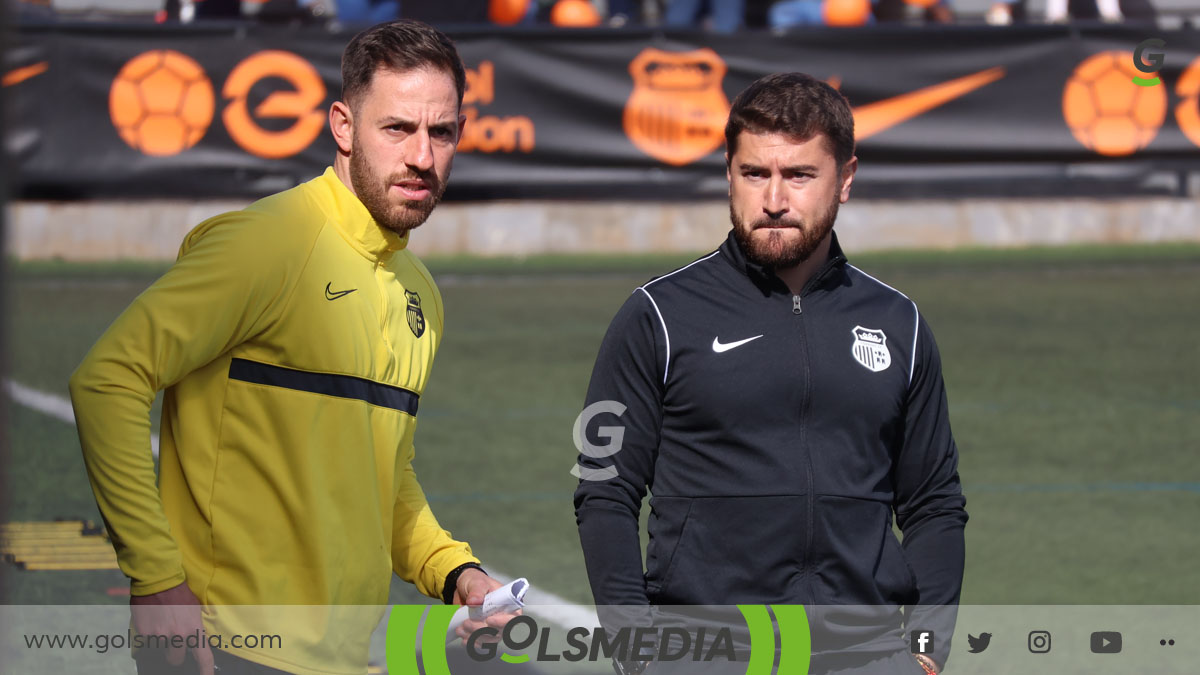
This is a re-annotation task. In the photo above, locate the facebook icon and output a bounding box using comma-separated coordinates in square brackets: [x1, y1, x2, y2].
[911, 630, 935, 655]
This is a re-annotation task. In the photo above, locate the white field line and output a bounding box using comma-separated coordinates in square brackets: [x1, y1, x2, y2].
[4, 379, 597, 627]
[4, 379, 160, 457]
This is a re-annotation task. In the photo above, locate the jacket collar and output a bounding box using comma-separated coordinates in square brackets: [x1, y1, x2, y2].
[719, 228, 848, 296]
[310, 167, 409, 262]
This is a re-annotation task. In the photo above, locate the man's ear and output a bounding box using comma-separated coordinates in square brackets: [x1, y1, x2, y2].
[456, 112, 467, 147]
[329, 100, 354, 155]
[839, 155, 858, 203]
[725, 151, 732, 188]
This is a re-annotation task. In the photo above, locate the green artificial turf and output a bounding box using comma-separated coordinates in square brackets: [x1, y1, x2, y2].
[4, 243, 1198, 610]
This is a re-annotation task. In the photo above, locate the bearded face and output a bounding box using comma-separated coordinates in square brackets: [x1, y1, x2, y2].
[726, 130, 851, 270]
[344, 66, 461, 234]
[349, 131, 446, 234]
[730, 195, 839, 269]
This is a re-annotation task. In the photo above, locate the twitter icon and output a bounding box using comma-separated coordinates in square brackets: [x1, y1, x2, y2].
[967, 633, 993, 654]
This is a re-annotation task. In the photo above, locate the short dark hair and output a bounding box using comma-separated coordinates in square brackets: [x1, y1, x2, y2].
[724, 73, 855, 168]
[341, 20, 466, 111]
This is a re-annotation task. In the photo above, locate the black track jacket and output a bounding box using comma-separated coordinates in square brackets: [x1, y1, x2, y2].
[574, 230, 967, 665]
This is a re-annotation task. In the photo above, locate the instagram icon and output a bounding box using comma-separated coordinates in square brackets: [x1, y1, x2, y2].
[1028, 631, 1052, 653]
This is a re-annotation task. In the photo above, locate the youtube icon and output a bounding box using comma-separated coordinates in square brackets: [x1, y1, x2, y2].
[1091, 631, 1122, 654]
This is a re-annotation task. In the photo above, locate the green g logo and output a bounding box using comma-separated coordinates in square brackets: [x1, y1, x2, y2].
[385, 604, 811, 674]
[1133, 38, 1166, 86]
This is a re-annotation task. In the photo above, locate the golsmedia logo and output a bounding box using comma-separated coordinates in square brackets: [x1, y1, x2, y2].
[571, 400, 627, 481]
[1133, 38, 1166, 86]
[466, 616, 737, 665]
[386, 604, 811, 674]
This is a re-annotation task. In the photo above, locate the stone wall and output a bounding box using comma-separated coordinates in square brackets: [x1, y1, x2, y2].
[8, 198, 1200, 261]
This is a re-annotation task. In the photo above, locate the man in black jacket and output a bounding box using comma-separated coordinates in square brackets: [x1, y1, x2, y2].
[574, 73, 967, 674]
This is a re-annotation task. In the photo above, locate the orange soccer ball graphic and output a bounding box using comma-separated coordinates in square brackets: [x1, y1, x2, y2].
[1062, 51, 1167, 157]
[109, 50, 215, 157]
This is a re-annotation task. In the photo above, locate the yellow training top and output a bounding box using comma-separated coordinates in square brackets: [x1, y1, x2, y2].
[69, 168, 479, 674]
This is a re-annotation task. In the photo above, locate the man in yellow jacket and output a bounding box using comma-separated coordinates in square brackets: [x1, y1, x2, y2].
[69, 21, 509, 675]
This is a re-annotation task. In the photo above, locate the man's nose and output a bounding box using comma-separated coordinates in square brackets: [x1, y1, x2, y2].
[763, 175, 788, 218]
[405, 130, 435, 172]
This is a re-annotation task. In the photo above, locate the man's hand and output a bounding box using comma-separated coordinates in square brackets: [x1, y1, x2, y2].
[451, 569, 520, 643]
[130, 582, 214, 675]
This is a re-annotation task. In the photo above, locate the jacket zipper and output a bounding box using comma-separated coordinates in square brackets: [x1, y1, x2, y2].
[375, 261, 394, 355]
[789, 252, 842, 604]
[793, 292, 815, 605]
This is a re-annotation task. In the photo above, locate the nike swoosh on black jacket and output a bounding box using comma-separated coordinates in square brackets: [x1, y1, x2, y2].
[574, 230, 967, 666]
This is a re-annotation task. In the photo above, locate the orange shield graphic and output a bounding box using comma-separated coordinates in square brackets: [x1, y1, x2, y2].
[623, 48, 730, 166]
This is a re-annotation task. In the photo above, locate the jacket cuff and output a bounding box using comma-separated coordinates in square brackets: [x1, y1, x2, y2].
[441, 562, 486, 605]
[129, 570, 188, 597]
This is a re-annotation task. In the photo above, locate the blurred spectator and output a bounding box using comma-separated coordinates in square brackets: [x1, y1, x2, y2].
[607, 0, 639, 25]
[14, 0, 58, 20]
[874, 0, 951, 22]
[333, 0, 398, 23]
[664, 0, 744, 32]
[191, 0, 241, 19]
[767, 0, 826, 25]
[181, 0, 399, 24]
[180, 0, 333, 23]
[403, 0, 491, 24]
[988, 0, 1155, 24]
[768, 0, 952, 28]
[549, 0, 601, 24]
[985, 0, 1023, 23]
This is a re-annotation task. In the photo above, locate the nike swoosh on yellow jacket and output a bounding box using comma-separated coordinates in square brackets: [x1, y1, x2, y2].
[69, 168, 479, 675]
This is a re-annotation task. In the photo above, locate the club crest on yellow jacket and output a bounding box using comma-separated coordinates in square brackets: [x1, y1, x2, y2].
[406, 289, 426, 338]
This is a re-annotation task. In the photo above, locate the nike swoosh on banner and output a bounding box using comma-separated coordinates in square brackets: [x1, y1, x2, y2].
[3, 62, 48, 87]
[325, 283, 357, 300]
[712, 335, 764, 353]
[852, 66, 1006, 140]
